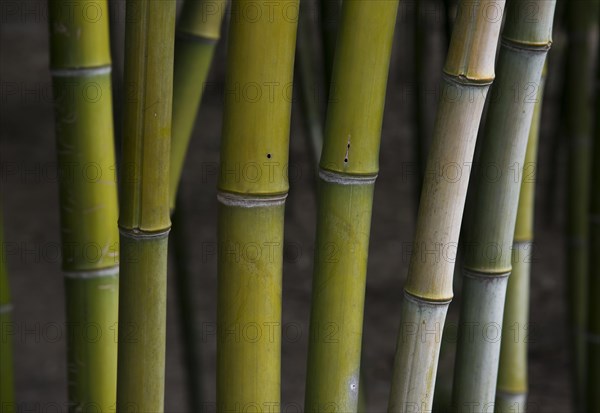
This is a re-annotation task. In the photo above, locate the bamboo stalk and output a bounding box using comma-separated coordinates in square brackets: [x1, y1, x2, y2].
[0, 209, 15, 412]
[216, 1, 298, 410]
[495, 67, 547, 413]
[320, 0, 341, 99]
[453, 2, 555, 411]
[304, 2, 398, 412]
[116, 1, 175, 411]
[170, 0, 227, 209]
[565, 0, 599, 407]
[48, 1, 120, 410]
[387, 1, 505, 411]
[587, 36, 600, 413]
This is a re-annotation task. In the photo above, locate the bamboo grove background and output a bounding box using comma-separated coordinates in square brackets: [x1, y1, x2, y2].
[0, 0, 599, 412]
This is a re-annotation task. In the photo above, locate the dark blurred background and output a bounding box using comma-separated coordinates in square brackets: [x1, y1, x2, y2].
[0, 0, 581, 411]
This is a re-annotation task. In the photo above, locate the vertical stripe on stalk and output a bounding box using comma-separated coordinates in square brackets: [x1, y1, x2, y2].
[453, 1, 555, 411]
[48, 0, 120, 410]
[216, 1, 298, 410]
[305, 2, 399, 412]
[116, 1, 176, 412]
[0, 211, 15, 412]
[388, 1, 506, 412]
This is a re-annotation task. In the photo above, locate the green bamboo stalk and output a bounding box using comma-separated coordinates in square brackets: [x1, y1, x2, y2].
[116, 1, 175, 411]
[453, 2, 555, 411]
[217, 1, 298, 410]
[387, 1, 505, 411]
[48, 1, 120, 410]
[565, 0, 599, 407]
[170, 0, 227, 209]
[495, 66, 547, 413]
[0, 209, 15, 413]
[587, 35, 600, 413]
[320, 0, 341, 99]
[304, 2, 398, 412]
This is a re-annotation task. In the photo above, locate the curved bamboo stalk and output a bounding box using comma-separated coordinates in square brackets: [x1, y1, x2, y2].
[216, 1, 298, 410]
[565, 0, 599, 407]
[495, 67, 547, 412]
[304, 2, 399, 412]
[48, 1, 120, 410]
[453, 1, 555, 411]
[116, 1, 175, 411]
[0, 209, 14, 412]
[587, 37, 600, 413]
[387, 1, 505, 411]
[170, 0, 227, 209]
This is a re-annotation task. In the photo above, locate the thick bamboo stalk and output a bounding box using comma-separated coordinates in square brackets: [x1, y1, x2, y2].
[453, 1, 555, 411]
[116, 1, 175, 411]
[0, 209, 15, 412]
[216, 1, 298, 410]
[565, 0, 599, 407]
[587, 38, 600, 413]
[170, 0, 226, 209]
[387, 1, 505, 412]
[48, 1, 120, 410]
[304, 2, 398, 412]
[495, 67, 547, 413]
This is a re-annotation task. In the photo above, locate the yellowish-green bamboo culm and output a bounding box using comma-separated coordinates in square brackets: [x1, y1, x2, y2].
[170, 0, 227, 210]
[304, 1, 399, 412]
[48, 1, 120, 410]
[216, 1, 298, 410]
[387, 1, 505, 411]
[453, 1, 555, 411]
[0, 208, 15, 412]
[587, 39, 600, 413]
[495, 66, 547, 412]
[565, 0, 599, 407]
[116, 1, 175, 411]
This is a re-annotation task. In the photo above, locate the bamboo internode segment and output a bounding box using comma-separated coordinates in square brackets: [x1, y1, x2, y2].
[116, 1, 175, 412]
[496, 71, 546, 411]
[389, 1, 505, 411]
[217, 0, 298, 410]
[119, 0, 175, 233]
[0, 212, 15, 410]
[170, 0, 227, 209]
[218, 0, 299, 196]
[306, 2, 398, 412]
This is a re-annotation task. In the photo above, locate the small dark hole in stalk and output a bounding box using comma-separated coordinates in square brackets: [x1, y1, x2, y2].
[344, 158, 348, 163]
[267, 153, 271, 159]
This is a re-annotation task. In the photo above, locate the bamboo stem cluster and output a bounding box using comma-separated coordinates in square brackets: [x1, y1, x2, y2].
[48, 1, 120, 409]
[116, 1, 176, 411]
[304, 2, 399, 412]
[388, 1, 505, 411]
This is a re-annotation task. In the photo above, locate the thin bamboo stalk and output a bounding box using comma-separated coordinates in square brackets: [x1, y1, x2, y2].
[453, 2, 555, 411]
[116, 1, 175, 411]
[48, 1, 120, 410]
[170, 0, 227, 209]
[320, 0, 341, 99]
[587, 37, 600, 413]
[565, 0, 599, 407]
[495, 67, 547, 413]
[304, 2, 398, 412]
[216, 1, 298, 410]
[0, 209, 15, 412]
[387, 1, 505, 411]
